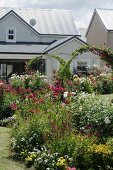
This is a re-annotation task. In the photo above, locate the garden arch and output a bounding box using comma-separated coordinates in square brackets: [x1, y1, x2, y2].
[71, 45, 113, 68]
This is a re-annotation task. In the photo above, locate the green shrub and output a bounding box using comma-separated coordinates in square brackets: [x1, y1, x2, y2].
[10, 72, 49, 92]
[49, 133, 113, 170]
[95, 73, 113, 94]
[70, 93, 113, 141]
[50, 133, 93, 169]
[11, 117, 44, 161]
[25, 146, 74, 170]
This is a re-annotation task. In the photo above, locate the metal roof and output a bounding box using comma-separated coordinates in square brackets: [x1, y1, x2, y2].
[44, 36, 72, 52]
[0, 43, 48, 54]
[0, 7, 79, 35]
[44, 35, 87, 53]
[96, 9, 113, 30]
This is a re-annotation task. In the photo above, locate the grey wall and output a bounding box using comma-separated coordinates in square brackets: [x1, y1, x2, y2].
[86, 12, 107, 46]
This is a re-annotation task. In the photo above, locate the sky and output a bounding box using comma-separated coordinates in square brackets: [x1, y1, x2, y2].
[1, 0, 113, 28]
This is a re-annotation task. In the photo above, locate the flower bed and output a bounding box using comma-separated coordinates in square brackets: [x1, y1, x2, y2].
[0, 70, 113, 170]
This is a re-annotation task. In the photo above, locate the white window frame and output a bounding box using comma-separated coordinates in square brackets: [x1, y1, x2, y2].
[77, 59, 90, 72]
[6, 27, 16, 42]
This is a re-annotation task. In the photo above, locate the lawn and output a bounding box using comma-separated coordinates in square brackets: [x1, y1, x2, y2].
[100, 93, 113, 100]
[0, 127, 30, 170]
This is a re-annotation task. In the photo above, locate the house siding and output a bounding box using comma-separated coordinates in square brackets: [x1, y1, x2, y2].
[86, 12, 107, 46]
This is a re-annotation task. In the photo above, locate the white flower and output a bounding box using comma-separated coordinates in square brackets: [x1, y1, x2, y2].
[63, 92, 68, 98]
[104, 117, 110, 124]
[79, 106, 82, 111]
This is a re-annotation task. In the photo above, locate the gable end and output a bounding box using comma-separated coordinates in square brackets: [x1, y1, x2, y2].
[0, 10, 41, 36]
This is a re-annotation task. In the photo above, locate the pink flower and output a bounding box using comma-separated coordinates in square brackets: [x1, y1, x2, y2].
[10, 102, 17, 110]
[67, 166, 76, 170]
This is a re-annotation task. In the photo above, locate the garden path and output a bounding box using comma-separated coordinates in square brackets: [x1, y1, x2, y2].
[0, 127, 27, 170]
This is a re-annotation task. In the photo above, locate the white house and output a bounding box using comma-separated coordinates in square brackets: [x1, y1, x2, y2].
[0, 7, 100, 79]
[86, 8, 113, 50]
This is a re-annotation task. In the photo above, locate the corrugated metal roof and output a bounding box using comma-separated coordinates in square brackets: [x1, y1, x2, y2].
[44, 35, 86, 53]
[0, 7, 79, 35]
[96, 9, 113, 30]
[44, 36, 72, 52]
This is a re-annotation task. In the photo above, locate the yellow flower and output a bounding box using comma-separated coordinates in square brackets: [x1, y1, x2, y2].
[56, 157, 66, 167]
[90, 144, 111, 155]
[30, 153, 37, 159]
[25, 156, 32, 162]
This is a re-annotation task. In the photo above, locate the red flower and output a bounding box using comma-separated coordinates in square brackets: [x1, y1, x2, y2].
[38, 98, 44, 103]
[28, 93, 36, 99]
[10, 102, 17, 110]
[50, 82, 65, 97]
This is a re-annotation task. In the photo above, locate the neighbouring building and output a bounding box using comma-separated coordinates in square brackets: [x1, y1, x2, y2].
[0, 7, 100, 79]
[86, 8, 113, 50]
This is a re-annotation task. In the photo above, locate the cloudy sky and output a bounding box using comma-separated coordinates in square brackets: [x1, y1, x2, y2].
[1, 0, 113, 28]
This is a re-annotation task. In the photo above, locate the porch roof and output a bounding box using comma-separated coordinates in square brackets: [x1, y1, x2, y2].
[0, 43, 48, 54]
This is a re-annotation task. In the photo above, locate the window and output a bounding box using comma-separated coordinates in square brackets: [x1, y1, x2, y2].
[77, 60, 90, 73]
[6, 28, 16, 42]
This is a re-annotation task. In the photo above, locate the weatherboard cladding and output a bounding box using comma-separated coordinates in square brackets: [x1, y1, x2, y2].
[0, 7, 79, 35]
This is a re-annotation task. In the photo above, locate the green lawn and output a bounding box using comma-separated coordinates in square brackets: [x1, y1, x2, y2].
[0, 127, 29, 170]
[100, 93, 113, 100]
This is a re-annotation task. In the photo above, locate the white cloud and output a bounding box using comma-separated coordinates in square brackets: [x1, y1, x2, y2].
[3, 0, 18, 7]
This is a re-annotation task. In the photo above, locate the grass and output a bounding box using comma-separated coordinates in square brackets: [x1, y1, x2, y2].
[0, 127, 30, 170]
[100, 93, 113, 100]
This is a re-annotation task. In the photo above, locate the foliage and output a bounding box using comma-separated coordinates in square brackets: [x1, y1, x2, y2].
[0, 81, 4, 111]
[49, 133, 113, 170]
[25, 56, 42, 72]
[48, 54, 73, 85]
[9, 72, 48, 92]
[11, 116, 44, 161]
[70, 93, 113, 141]
[94, 72, 113, 94]
[0, 116, 16, 127]
[72, 45, 113, 68]
[63, 68, 113, 95]
[25, 146, 74, 169]
[0, 82, 16, 121]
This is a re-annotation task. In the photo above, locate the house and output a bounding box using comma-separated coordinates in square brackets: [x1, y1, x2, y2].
[86, 8, 113, 50]
[0, 7, 100, 79]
